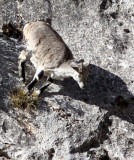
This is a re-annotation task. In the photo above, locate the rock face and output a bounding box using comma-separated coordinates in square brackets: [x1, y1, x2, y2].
[0, 0, 134, 159]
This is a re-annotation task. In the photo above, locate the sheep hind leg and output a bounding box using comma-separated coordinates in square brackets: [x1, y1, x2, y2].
[27, 69, 44, 91]
[18, 50, 31, 83]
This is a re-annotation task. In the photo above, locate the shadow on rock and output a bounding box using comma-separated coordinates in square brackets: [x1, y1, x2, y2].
[0, 35, 133, 124]
[0, 36, 19, 112]
[43, 64, 134, 124]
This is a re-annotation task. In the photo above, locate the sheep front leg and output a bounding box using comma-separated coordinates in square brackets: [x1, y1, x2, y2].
[27, 69, 44, 91]
[36, 77, 54, 95]
[18, 50, 28, 83]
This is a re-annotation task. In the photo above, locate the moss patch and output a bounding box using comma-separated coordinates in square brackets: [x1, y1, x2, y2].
[11, 88, 39, 111]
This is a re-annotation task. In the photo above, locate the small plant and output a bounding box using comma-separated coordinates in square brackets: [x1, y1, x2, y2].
[11, 88, 39, 111]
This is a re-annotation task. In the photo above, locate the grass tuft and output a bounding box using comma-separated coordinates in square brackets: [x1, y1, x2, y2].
[11, 88, 39, 111]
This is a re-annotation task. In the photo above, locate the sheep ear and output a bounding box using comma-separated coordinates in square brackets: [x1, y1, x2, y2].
[78, 59, 84, 63]
[71, 59, 84, 66]
[70, 60, 83, 73]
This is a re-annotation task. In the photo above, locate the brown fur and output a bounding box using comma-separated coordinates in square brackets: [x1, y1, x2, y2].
[24, 21, 73, 69]
[19, 21, 89, 94]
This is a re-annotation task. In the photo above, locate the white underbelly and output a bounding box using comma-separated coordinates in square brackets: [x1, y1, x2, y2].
[49, 68, 72, 80]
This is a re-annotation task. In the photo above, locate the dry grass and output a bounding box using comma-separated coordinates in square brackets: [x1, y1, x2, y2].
[11, 88, 39, 111]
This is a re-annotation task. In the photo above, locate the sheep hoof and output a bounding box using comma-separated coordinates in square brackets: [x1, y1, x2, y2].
[23, 87, 29, 94]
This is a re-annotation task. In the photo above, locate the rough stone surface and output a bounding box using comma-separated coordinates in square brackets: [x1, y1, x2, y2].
[0, 0, 134, 159]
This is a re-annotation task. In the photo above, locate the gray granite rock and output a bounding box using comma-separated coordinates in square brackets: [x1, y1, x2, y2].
[0, 0, 134, 159]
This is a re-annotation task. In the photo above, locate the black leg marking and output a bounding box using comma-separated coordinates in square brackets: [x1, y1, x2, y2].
[38, 70, 44, 79]
[21, 62, 25, 82]
[47, 77, 54, 83]
[40, 77, 54, 94]
[27, 70, 44, 91]
[40, 83, 51, 94]
[27, 78, 38, 91]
